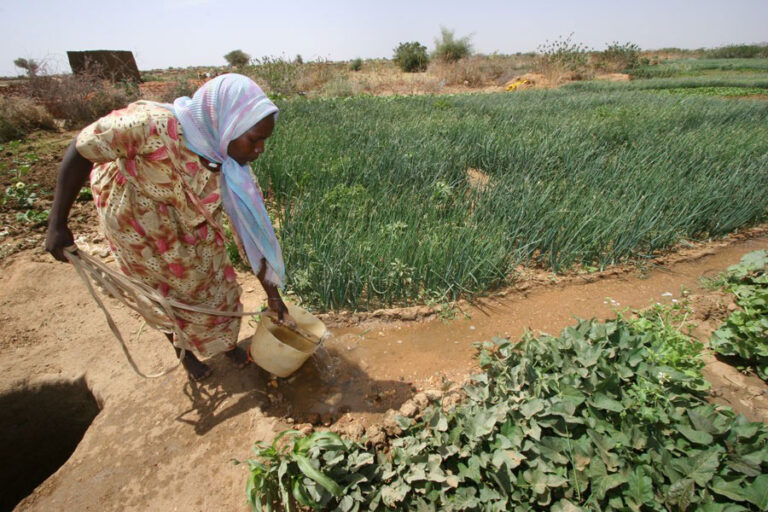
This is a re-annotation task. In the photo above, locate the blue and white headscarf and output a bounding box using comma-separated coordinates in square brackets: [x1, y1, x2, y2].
[166, 74, 285, 287]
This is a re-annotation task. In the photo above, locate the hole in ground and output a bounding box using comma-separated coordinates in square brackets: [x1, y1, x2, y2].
[0, 378, 100, 512]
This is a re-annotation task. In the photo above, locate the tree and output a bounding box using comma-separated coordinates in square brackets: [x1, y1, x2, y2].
[433, 27, 472, 62]
[224, 50, 251, 68]
[393, 42, 429, 72]
[13, 58, 40, 77]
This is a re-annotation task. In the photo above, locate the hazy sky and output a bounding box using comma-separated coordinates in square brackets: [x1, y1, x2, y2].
[2, 0, 767, 76]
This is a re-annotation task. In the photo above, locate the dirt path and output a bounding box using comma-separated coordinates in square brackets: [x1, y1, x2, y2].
[1, 235, 767, 511]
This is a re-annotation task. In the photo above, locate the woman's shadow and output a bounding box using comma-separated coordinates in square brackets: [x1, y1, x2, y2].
[175, 337, 413, 435]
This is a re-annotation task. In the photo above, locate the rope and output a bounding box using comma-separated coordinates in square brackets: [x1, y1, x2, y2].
[63, 245, 270, 379]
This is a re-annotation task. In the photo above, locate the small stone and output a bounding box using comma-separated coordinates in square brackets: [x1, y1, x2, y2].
[399, 400, 418, 418]
[397, 340, 403, 344]
[412, 392, 429, 409]
[268, 379, 279, 389]
[297, 423, 314, 436]
[727, 303, 738, 312]
[424, 389, 443, 402]
[346, 422, 366, 441]
[365, 424, 387, 446]
[382, 410, 403, 436]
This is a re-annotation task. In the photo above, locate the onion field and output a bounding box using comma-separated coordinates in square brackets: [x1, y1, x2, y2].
[255, 90, 768, 310]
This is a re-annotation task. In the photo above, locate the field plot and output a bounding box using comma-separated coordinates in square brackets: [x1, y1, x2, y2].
[256, 91, 768, 310]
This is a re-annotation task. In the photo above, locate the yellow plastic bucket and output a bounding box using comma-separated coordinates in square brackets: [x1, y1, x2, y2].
[249, 303, 327, 378]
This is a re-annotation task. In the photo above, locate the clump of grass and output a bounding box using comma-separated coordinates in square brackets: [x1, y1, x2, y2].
[534, 33, 592, 83]
[0, 96, 56, 142]
[430, 55, 509, 86]
[594, 41, 641, 72]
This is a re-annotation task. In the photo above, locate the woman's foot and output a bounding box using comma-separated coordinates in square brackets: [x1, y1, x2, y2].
[224, 346, 250, 369]
[182, 354, 213, 381]
[165, 333, 212, 381]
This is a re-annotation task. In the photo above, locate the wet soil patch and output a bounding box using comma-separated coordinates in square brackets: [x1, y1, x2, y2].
[0, 378, 99, 511]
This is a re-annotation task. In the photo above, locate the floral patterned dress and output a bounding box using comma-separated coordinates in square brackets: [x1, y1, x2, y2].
[76, 101, 242, 357]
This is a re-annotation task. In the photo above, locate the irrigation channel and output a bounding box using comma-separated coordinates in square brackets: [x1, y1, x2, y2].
[0, 234, 766, 511]
[274, 235, 768, 426]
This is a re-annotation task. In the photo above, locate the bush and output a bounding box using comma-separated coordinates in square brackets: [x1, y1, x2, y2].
[24, 71, 139, 129]
[349, 58, 363, 72]
[295, 60, 339, 93]
[431, 55, 508, 86]
[707, 44, 768, 59]
[535, 33, 591, 81]
[158, 79, 199, 104]
[596, 41, 641, 71]
[393, 42, 429, 72]
[321, 76, 361, 98]
[248, 56, 301, 97]
[433, 26, 472, 62]
[224, 49, 251, 68]
[0, 96, 56, 142]
[13, 58, 40, 77]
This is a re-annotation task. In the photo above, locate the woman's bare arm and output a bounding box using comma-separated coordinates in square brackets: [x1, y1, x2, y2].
[45, 138, 93, 261]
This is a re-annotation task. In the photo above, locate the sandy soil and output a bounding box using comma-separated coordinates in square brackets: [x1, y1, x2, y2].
[0, 228, 766, 511]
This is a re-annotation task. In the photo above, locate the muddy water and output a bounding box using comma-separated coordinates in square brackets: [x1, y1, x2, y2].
[271, 237, 768, 425]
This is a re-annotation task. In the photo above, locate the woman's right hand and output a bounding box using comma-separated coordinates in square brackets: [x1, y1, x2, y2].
[45, 223, 75, 262]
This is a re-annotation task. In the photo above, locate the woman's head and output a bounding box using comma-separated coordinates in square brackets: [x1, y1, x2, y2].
[172, 73, 278, 166]
[226, 113, 275, 165]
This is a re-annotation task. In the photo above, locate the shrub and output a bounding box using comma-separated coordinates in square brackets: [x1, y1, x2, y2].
[433, 26, 472, 62]
[431, 55, 509, 86]
[249, 56, 301, 97]
[295, 54, 304, 65]
[158, 79, 199, 104]
[393, 42, 429, 72]
[535, 33, 591, 81]
[349, 58, 363, 72]
[224, 49, 251, 68]
[0, 96, 56, 142]
[13, 58, 40, 77]
[321, 76, 360, 98]
[25, 71, 139, 128]
[596, 41, 641, 71]
[707, 44, 768, 59]
[295, 60, 339, 93]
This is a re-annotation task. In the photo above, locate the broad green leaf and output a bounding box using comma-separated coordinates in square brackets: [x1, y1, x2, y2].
[589, 393, 624, 413]
[380, 480, 409, 506]
[295, 454, 343, 496]
[665, 478, 695, 511]
[672, 448, 720, 486]
[709, 476, 747, 502]
[520, 399, 546, 418]
[592, 472, 627, 500]
[625, 467, 654, 512]
[743, 474, 768, 509]
[678, 424, 714, 445]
